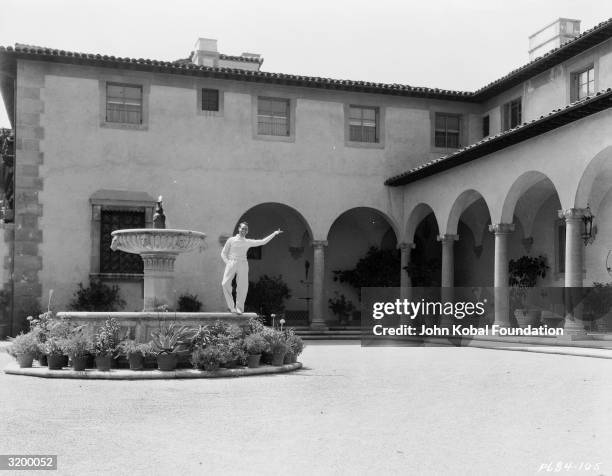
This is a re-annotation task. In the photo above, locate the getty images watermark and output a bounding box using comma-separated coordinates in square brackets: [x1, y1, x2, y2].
[360, 287, 571, 344]
[370, 298, 563, 337]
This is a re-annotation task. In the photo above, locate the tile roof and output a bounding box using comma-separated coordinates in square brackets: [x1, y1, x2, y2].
[1, 17, 610, 101]
[385, 88, 612, 186]
[0, 43, 472, 101]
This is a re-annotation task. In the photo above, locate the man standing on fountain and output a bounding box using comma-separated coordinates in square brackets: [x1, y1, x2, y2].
[221, 222, 283, 314]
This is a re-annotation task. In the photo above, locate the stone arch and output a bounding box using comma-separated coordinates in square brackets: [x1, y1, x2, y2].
[325, 207, 400, 243]
[405, 203, 439, 244]
[500, 171, 563, 226]
[574, 146, 612, 213]
[445, 189, 492, 236]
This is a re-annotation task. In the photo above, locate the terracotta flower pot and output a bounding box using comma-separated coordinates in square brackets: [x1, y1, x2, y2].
[128, 353, 144, 371]
[95, 354, 112, 371]
[72, 355, 88, 371]
[16, 353, 34, 368]
[247, 354, 261, 368]
[47, 354, 65, 370]
[157, 353, 178, 371]
[271, 350, 286, 366]
[284, 353, 297, 364]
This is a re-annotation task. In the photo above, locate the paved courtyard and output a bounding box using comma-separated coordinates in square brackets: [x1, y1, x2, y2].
[1, 343, 611, 476]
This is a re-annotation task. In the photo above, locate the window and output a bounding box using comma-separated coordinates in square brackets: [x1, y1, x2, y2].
[100, 210, 145, 274]
[349, 106, 379, 143]
[482, 115, 490, 138]
[201, 88, 219, 111]
[434, 113, 461, 148]
[257, 97, 290, 136]
[571, 66, 595, 101]
[106, 83, 143, 124]
[502, 98, 522, 131]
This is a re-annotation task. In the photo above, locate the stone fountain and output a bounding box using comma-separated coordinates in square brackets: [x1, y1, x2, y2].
[58, 197, 254, 341]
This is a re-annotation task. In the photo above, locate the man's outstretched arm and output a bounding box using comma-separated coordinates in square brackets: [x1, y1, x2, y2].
[247, 229, 282, 247]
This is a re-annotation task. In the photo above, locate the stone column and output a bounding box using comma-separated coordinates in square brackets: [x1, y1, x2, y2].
[142, 253, 177, 311]
[437, 234, 457, 328]
[310, 240, 328, 330]
[558, 208, 586, 337]
[489, 223, 514, 327]
[398, 242, 415, 299]
[437, 234, 458, 287]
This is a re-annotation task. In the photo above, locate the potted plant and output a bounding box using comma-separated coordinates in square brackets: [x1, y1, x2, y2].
[509, 255, 548, 328]
[191, 345, 223, 371]
[243, 333, 268, 368]
[225, 338, 246, 368]
[117, 340, 151, 370]
[7, 331, 39, 368]
[46, 316, 77, 367]
[283, 330, 304, 364]
[43, 337, 66, 370]
[263, 329, 289, 366]
[150, 323, 193, 371]
[27, 311, 52, 365]
[93, 317, 120, 371]
[60, 329, 93, 371]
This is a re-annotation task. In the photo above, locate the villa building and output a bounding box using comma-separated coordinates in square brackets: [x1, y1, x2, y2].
[0, 17, 611, 335]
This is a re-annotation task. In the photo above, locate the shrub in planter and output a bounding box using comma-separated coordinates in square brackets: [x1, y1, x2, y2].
[117, 340, 151, 370]
[60, 329, 93, 371]
[93, 317, 120, 371]
[191, 346, 223, 371]
[7, 331, 39, 368]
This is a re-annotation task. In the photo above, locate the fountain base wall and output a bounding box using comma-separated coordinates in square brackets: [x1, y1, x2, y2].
[57, 311, 255, 343]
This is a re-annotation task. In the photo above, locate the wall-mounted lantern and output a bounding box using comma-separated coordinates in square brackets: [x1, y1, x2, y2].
[582, 205, 594, 246]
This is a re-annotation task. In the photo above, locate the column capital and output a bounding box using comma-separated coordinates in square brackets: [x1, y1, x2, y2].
[437, 234, 458, 243]
[488, 223, 515, 234]
[397, 242, 415, 250]
[558, 208, 587, 221]
[311, 240, 328, 248]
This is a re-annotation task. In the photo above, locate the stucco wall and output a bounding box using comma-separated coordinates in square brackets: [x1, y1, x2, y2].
[30, 59, 456, 314]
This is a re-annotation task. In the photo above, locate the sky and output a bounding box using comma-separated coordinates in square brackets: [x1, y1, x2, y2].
[0, 0, 610, 128]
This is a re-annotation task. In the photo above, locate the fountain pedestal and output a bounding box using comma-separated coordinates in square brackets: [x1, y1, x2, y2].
[142, 253, 178, 311]
[110, 229, 207, 311]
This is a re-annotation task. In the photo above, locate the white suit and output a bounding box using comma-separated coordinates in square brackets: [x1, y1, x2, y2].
[221, 232, 278, 312]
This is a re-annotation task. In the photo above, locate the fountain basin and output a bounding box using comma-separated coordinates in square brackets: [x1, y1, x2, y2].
[110, 229, 206, 254]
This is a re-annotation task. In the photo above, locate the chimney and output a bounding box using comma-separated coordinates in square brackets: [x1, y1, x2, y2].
[529, 18, 581, 60]
[192, 38, 219, 67]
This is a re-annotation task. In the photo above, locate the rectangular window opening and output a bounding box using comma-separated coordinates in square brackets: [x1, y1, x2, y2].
[434, 113, 461, 148]
[201, 88, 220, 111]
[106, 83, 143, 124]
[257, 97, 290, 136]
[349, 106, 379, 143]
